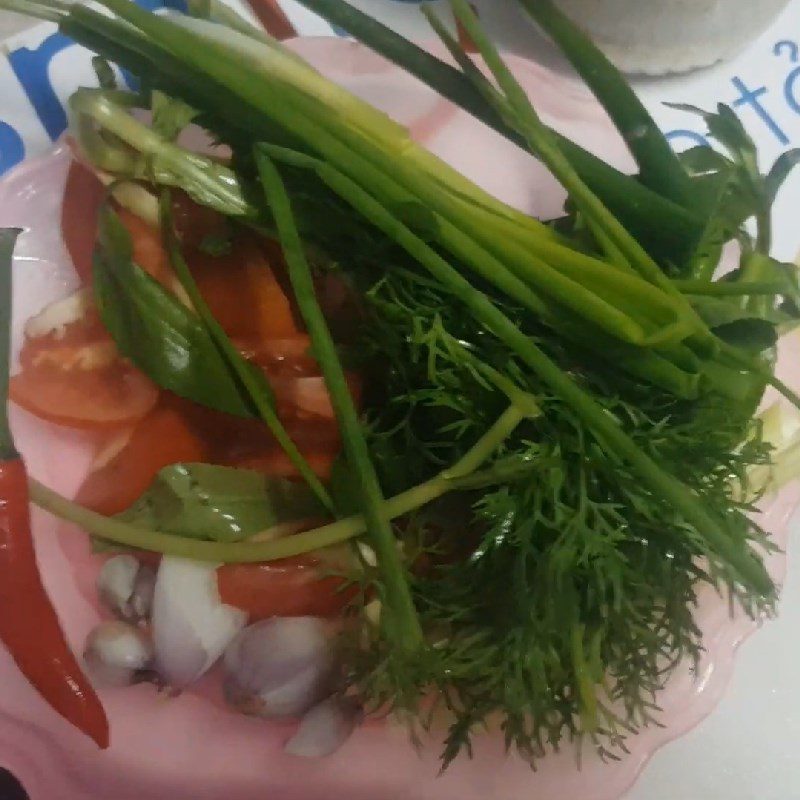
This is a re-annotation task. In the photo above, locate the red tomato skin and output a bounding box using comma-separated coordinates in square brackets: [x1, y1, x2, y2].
[217, 557, 354, 619]
[190, 236, 301, 342]
[9, 367, 160, 431]
[10, 309, 159, 430]
[75, 403, 208, 516]
[62, 161, 105, 285]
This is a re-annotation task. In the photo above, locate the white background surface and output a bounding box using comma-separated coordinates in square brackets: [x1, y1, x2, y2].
[2, 1, 800, 798]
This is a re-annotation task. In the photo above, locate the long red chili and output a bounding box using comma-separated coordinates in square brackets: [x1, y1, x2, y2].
[0, 459, 109, 748]
[0, 228, 109, 748]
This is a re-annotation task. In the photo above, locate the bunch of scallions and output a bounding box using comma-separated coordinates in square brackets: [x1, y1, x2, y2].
[7, 0, 800, 766]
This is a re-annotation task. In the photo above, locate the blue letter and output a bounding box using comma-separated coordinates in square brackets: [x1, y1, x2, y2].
[731, 75, 789, 146]
[0, 121, 25, 175]
[8, 32, 75, 142]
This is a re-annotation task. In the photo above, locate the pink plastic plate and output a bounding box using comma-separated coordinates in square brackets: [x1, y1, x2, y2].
[0, 37, 798, 800]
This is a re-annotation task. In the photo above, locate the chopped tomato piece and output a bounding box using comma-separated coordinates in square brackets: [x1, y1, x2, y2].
[190, 236, 301, 341]
[269, 373, 362, 422]
[218, 556, 354, 619]
[235, 335, 316, 376]
[10, 309, 159, 430]
[75, 402, 207, 515]
[62, 161, 105, 285]
[116, 208, 171, 285]
[10, 366, 159, 431]
[171, 190, 230, 249]
[234, 449, 338, 481]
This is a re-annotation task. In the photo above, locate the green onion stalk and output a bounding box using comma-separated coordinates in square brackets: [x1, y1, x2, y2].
[65, 0, 705, 356]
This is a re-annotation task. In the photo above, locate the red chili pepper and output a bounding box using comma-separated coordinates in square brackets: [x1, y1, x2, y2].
[0, 228, 109, 748]
[0, 458, 109, 748]
[243, 0, 297, 40]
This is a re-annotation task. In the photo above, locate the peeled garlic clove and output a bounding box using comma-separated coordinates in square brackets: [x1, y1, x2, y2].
[285, 696, 362, 758]
[152, 557, 246, 689]
[96, 555, 156, 624]
[223, 617, 334, 719]
[84, 620, 154, 688]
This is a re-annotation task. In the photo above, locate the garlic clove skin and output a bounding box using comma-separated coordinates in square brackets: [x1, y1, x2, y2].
[152, 557, 246, 689]
[130, 564, 157, 622]
[284, 695, 362, 758]
[96, 555, 156, 624]
[84, 620, 154, 688]
[223, 617, 335, 719]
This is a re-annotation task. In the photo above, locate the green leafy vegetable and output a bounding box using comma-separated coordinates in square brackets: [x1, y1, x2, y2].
[117, 463, 325, 542]
[5, 0, 796, 771]
[671, 102, 800, 256]
[93, 204, 255, 416]
[291, 0, 706, 266]
[151, 90, 198, 142]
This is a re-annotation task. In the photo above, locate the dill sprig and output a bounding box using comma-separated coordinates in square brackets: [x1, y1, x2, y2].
[346, 258, 774, 764]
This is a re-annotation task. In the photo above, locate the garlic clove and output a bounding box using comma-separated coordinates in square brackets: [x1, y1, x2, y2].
[284, 696, 362, 758]
[223, 617, 335, 719]
[152, 557, 246, 688]
[96, 555, 156, 624]
[84, 620, 154, 688]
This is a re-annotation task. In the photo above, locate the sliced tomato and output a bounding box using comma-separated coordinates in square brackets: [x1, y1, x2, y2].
[190, 235, 301, 342]
[171, 190, 230, 249]
[234, 449, 338, 480]
[235, 335, 316, 376]
[62, 161, 105, 285]
[76, 402, 208, 515]
[217, 556, 353, 619]
[116, 208, 172, 285]
[269, 373, 362, 422]
[10, 304, 159, 429]
[10, 366, 159, 431]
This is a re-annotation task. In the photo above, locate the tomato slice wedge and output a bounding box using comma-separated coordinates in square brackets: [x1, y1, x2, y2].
[217, 556, 354, 619]
[10, 366, 159, 431]
[76, 402, 207, 515]
[62, 161, 105, 285]
[190, 235, 301, 341]
[10, 300, 159, 429]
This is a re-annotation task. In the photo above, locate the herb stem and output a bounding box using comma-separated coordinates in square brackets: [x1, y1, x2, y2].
[442, 405, 526, 479]
[29, 405, 527, 560]
[255, 149, 424, 651]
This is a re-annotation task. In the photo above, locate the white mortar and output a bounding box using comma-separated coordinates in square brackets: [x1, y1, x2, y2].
[552, 0, 792, 74]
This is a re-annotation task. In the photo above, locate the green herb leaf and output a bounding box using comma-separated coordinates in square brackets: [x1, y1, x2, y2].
[93, 203, 258, 416]
[670, 102, 795, 255]
[689, 295, 792, 330]
[117, 463, 326, 542]
[151, 89, 198, 142]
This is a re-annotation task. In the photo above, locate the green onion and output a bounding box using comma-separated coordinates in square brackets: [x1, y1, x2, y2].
[518, 0, 693, 209]
[254, 148, 423, 651]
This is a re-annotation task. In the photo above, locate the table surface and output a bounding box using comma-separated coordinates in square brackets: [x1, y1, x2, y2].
[2, 2, 800, 799]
